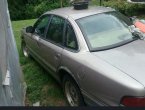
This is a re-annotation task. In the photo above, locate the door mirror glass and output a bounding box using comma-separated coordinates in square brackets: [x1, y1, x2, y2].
[26, 26, 34, 33]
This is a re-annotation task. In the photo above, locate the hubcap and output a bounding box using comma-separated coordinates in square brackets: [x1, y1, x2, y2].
[65, 81, 79, 106]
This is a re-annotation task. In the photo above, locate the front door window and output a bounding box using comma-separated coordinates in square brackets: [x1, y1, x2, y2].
[34, 15, 51, 38]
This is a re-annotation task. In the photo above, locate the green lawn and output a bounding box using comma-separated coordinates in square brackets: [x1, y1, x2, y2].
[12, 19, 67, 106]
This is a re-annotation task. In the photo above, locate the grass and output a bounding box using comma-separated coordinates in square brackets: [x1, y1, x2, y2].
[12, 19, 67, 106]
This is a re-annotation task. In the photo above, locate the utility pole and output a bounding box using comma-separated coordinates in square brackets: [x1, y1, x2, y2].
[100, 0, 102, 6]
[60, 0, 63, 7]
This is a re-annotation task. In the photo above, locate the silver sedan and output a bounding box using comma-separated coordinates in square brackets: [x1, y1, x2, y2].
[21, 5, 145, 106]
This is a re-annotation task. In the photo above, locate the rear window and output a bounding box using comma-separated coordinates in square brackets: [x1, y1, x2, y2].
[76, 11, 134, 51]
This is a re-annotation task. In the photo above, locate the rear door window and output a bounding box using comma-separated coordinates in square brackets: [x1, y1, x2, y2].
[46, 15, 65, 45]
[65, 21, 78, 50]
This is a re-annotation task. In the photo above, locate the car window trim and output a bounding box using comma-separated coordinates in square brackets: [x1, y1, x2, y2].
[43, 14, 53, 39]
[63, 20, 79, 52]
[39, 14, 66, 49]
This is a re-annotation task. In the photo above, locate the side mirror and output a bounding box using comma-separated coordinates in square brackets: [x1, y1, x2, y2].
[129, 16, 137, 22]
[130, 26, 145, 39]
[26, 26, 34, 33]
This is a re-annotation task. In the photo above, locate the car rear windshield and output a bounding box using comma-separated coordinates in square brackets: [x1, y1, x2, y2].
[76, 11, 135, 51]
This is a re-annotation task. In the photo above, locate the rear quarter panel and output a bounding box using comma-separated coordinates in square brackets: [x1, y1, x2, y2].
[61, 50, 145, 106]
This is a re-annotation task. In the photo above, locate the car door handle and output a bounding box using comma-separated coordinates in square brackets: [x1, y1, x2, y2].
[35, 36, 40, 41]
[35, 36, 41, 47]
[55, 54, 61, 59]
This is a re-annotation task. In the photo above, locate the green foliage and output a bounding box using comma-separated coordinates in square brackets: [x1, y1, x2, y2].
[8, 0, 145, 20]
[103, 0, 145, 16]
[8, 0, 69, 20]
[33, 1, 60, 18]
[8, 0, 26, 20]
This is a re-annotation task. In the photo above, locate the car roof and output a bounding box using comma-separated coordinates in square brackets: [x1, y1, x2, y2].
[44, 6, 115, 20]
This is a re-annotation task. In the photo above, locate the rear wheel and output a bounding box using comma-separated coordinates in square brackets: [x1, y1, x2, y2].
[63, 74, 85, 106]
[21, 41, 30, 58]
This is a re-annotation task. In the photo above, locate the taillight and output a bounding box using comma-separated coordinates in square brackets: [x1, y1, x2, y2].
[121, 97, 145, 107]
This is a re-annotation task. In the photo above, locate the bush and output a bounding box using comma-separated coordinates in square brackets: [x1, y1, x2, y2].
[8, 0, 26, 20]
[24, 4, 36, 19]
[33, 1, 60, 18]
[8, 0, 69, 20]
[103, 0, 145, 16]
[8, 0, 145, 20]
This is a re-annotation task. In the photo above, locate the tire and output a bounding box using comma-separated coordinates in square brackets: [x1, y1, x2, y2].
[21, 41, 30, 58]
[63, 74, 85, 106]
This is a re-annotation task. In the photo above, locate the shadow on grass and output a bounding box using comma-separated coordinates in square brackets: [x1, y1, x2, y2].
[22, 56, 68, 106]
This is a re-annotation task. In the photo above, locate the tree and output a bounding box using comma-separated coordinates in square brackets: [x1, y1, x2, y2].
[60, 0, 63, 7]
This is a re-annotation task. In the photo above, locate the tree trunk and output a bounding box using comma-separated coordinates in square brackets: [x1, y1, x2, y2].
[60, 0, 63, 7]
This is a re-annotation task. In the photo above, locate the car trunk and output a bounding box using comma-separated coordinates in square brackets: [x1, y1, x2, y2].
[93, 39, 145, 87]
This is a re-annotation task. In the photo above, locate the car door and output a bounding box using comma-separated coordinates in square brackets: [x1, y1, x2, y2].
[25, 15, 51, 59]
[38, 15, 65, 77]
